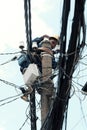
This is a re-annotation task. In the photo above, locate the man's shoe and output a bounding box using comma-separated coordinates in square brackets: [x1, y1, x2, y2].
[21, 86, 33, 102]
[21, 95, 29, 102]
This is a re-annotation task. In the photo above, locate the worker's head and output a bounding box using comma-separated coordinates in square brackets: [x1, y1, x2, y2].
[49, 35, 59, 49]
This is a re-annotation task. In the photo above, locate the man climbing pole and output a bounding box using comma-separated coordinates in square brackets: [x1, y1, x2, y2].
[18, 34, 60, 73]
[17, 34, 60, 101]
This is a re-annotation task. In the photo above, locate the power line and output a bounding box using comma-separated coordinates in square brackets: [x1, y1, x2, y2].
[0, 97, 20, 107]
[70, 114, 87, 130]
[0, 93, 22, 103]
[0, 51, 23, 55]
[19, 116, 29, 130]
[0, 78, 22, 88]
[0, 56, 17, 66]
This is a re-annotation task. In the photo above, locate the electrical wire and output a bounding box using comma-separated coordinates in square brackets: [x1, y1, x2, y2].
[19, 116, 29, 130]
[0, 51, 23, 55]
[70, 114, 87, 130]
[0, 56, 17, 66]
[79, 96, 87, 127]
[69, 84, 75, 98]
[0, 97, 20, 107]
[0, 78, 21, 88]
[0, 93, 22, 103]
[72, 83, 86, 101]
[35, 96, 41, 111]
[25, 104, 31, 119]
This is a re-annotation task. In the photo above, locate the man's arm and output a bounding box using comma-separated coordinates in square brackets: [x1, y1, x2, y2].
[32, 35, 50, 45]
[32, 37, 44, 45]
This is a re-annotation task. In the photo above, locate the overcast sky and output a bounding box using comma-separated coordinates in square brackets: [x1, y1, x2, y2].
[0, 0, 87, 130]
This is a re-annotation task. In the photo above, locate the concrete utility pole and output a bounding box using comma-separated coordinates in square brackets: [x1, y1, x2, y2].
[40, 40, 54, 125]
